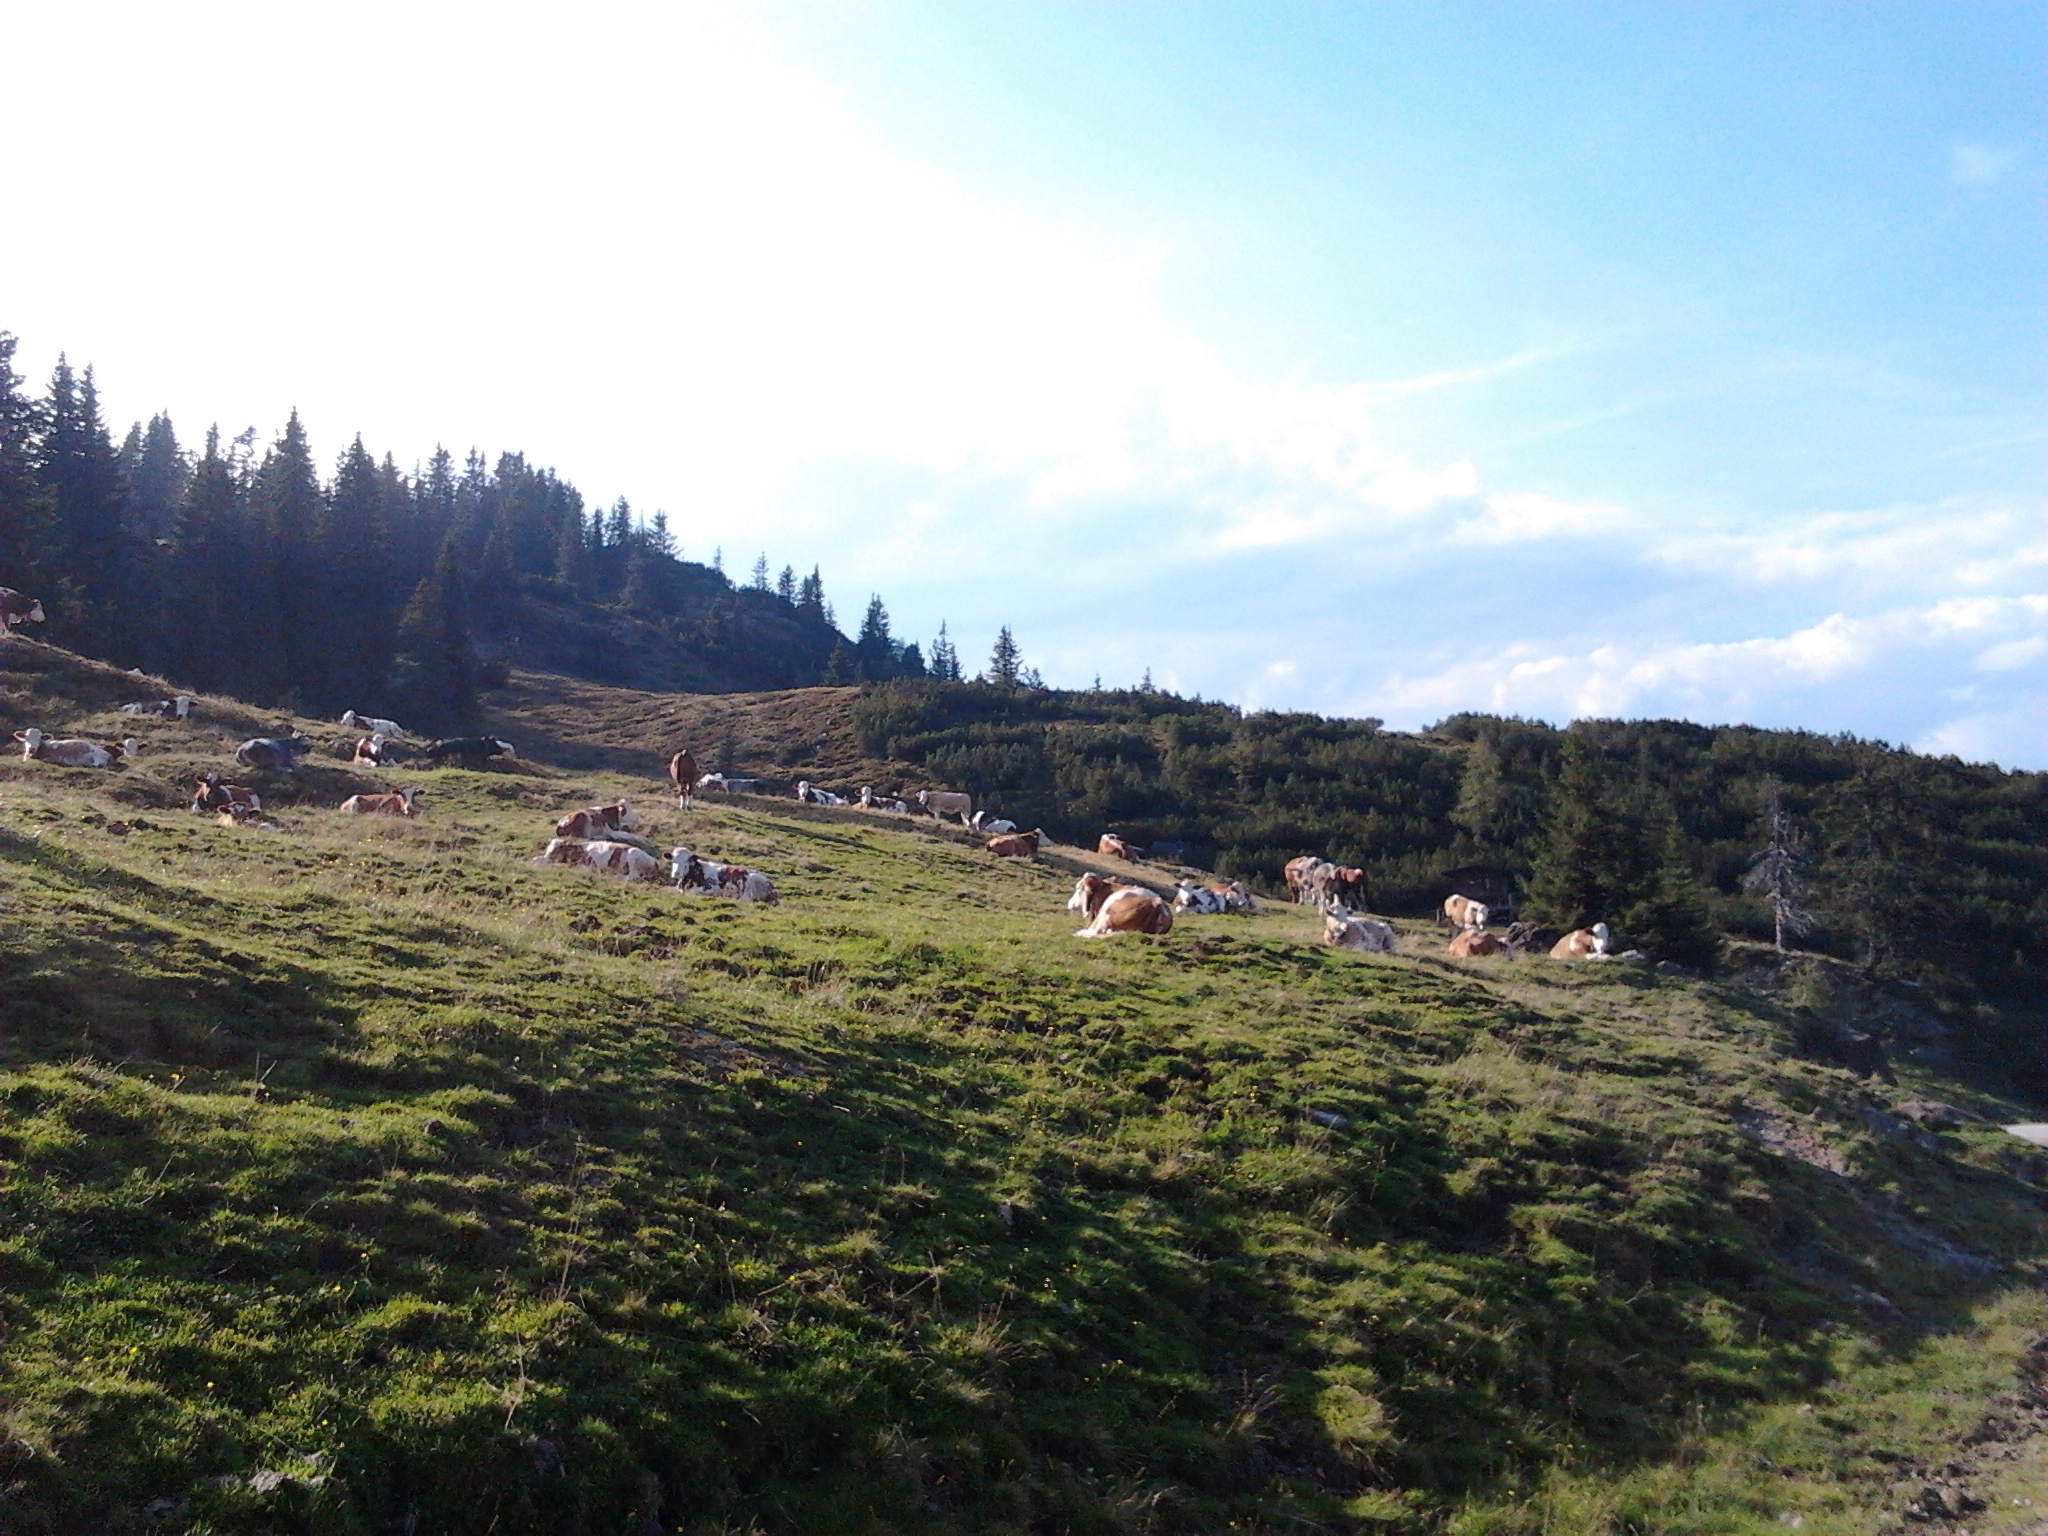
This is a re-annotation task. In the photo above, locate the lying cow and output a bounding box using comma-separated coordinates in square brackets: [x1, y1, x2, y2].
[0, 587, 47, 635]
[1447, 928, 1506, 958]
[14, 729, 135, 767]
[696, 773, 776, 796]
[669, 749, 699, 809]
[1324, 906, 1396, 952]
[339, 787, 422, 817]
[1443, 894, 1491, 932]
[669, 847, 778, 903]
[215, 802, 278, 831]
[554, 801, 643, 840]
[340, 710, 405, 737]
[1098, 833, 1142, 861]
[119, 695, 193, 720]
[351, 734, 395, 766]
[421, 736, 516, 765]
[192, 772, 261, 814]
[986, 828, 1046, 859]
[1173, 880, 1224, 914]
[917, 788, 973, 824]
[1068, 872, 1134, 914]
[534, 838, 661, 881]
[1075, 886, 1174, 938]
[796, 780, 848, 806]
[1550, 923, 1612, 959]
[236, 734, 311, 771]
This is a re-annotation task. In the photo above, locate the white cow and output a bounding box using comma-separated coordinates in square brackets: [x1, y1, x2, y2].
[14, 729, 135, 767]
[340, 710, 405, 737]
[917, 788, 974, 824]
[1324, 906, 1396, 952]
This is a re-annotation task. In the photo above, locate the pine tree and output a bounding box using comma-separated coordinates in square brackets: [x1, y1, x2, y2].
[987, 625, 1022, 687]
[123, 412, 188, 542]
[393, 537, 478, 730]
[929, 622, 961, 681]
[1821, 753, 1939, 978]
[822, 641, 853, 685]
[1526, 733, 1611, 930]
[316, 435, 398, 710]
[0, 332, 51, 592]
[169, 425, 253, 692]
[776, 565, 797, 602]
[38, 358, 128, 652]
[750, 554, 770, 591]
[895, 641, 926, 677]
[855, 595, 894, 680]
[797, 567, 825, 615]
[248, 410, 324, 703]
[646, 510, 677, 559]
[1742, 780, 1817, 953]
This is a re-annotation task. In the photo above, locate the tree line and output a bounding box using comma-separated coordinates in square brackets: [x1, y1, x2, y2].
[0, 333, 994, 727]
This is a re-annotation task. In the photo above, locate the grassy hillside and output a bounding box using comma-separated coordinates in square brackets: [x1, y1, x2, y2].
[1, 644, 2045, 1535]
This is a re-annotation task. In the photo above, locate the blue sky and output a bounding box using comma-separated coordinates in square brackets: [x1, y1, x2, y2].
[6, 2, 2043, 763]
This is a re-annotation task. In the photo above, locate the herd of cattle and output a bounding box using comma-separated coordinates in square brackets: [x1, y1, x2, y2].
[1, 583, 1624, 956]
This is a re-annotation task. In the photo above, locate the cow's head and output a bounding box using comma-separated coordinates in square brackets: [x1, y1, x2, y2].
[14, 728, 42, 757]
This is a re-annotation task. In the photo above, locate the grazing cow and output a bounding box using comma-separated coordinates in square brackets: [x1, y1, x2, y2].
[1098, 833, 1142, 861]
[1173, 880, 1224, 915]
[669, 749, 699, 809]
[1283, 856, 1320, 901]
[986, 828, 1046, 859]
[1330, 867, 1370, 906]
[339, 787, 422, 817]
[668, 847, 778, 903]
[0, 587, 47, 635]
[1074, 886, 1174, 938]
[1447, 928, 1505, 958]
[119, 695, 193, 720]
[339, 710, 405, 737]
[534, 838, 661, 881]
[350, 734, 395, 766]
[422, 736, 516, 765]
[236, 735, 311, 771]
[14, 729, 132, 767]
[554, 801, 643, 841]
[1549, 923, 1612, 959]
[1324, 906, 1397, 953]
[192, 772, 261, 814]
[1442, 894, 1491, 932]
[917, 788, 974, 825]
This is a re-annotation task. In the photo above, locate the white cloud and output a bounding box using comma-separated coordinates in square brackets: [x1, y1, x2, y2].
[1950, 141, 2018, 185]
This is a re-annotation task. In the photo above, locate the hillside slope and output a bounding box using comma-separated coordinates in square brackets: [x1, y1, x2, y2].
[1, 644, 2045, 1535]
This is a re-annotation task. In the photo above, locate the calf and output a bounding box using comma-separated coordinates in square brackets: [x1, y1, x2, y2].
[339, 787, 422, 817]
[669, 749, 700, 809]
[1549, 923, 1612, 959]
[14, 729, 133, 767]
[534, 838, 661, 881]
[917, 788, 973, 824]
[986, 828, 1046, 859]
[192, 772, 261, 814]
[340, 710, 405, 737]
[1098, 833, 1142, 861]
[1447, 928, 1505, 958]
[1442, 894, 1491, 932]
[1074, 886, 1174, 938]
[554, 801, 643, 840]
[0, 587, 47, 635]
[236, 735, 311, 771]
[668, 847, 778, 903]
[119, 695, 193, 720]
[421, 736, 516, 765]
[1323, 906, 1396, 952]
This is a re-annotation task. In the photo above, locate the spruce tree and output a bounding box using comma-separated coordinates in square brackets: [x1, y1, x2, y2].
[855, 595, 894, 680]
[796, 567, 824, 614]
[929, 622, 961, 681]
[0, 332, 51, 591]
[1526, 733, 1611, 930]
[776, 565, 797, 602]
[393, 537, 478, 730]
[251, 411, 323, 703]
[170, 425, 254, 693]
[750, 554, 770, 591]
[987, 625, 1022, 687]
[1742, 780, 1816, 953]
[38, 358, 128, 651]
[317, 435, 398, 709]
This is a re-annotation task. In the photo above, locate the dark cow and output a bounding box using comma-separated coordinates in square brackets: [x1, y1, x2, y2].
[192, 772, 262, 814]
[421, 736, 517, 765]
[669, 749, 699, 809]
[235, 735, 311, 771]
[0, 588, 46, 636]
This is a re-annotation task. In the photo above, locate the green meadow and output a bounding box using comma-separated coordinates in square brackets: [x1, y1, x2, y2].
[0, 644, 2042, 1534]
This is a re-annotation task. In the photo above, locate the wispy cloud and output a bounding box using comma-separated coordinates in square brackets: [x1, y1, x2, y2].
[1949, 141, 2018, 185]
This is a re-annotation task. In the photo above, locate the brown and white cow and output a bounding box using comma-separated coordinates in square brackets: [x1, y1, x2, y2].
[669, 749, 700, 809]
[1549, 923, 1612, 959]
[1098, 833, 1141, 861]
[1074, 886, 1174, 938]
[1447, 928, 1506, 958]
[192, 772, 261, 814]
[534, 838, 662, 881]
[554, 802, 643, 840]
[1324, 906, 1396, 952]
[0, 588, 47, 635]
[1067, 871, 1134, 916]
[917, 788, 974, 824]
[339, 787, 422, 817]
[340, 710, 405, 737]
[14, 729, 133, 767]
[668, 847, 778, 903]
[986, 828, 1046, 859]
[1443, 894, 1491, 932]
[1210, 879, 1257, 913]
[351, 734, 394, 766]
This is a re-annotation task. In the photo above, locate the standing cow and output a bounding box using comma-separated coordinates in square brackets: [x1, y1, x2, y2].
[917, 788, 974, 825]
[669, 749, 699, 809]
